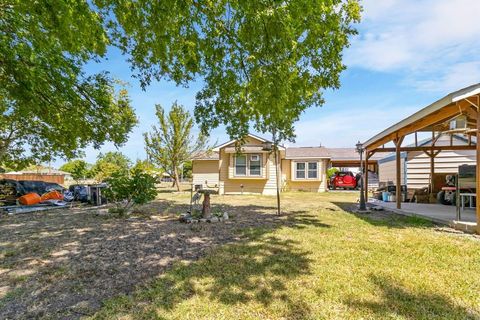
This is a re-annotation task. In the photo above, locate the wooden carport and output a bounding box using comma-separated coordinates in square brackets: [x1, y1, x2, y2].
[362, 83, 480, 234]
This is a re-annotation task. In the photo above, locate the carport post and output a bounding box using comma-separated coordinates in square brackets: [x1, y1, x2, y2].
[394, 136, 404, 209]
[476, 98, 480, 234]
[364, 150, 369, 201]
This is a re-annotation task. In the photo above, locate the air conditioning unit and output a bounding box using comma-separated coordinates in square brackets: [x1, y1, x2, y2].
[250, 155, 260, 161]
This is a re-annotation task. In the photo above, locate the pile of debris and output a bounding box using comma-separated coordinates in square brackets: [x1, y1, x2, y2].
[179, 211, 229, 223]
[0, 179, 108, 215]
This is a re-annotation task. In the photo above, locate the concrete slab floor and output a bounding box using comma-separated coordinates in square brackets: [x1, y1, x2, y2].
[369, 199, 477, 224]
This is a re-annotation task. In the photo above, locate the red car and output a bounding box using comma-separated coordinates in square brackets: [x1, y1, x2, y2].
[330, 171, 357, 190]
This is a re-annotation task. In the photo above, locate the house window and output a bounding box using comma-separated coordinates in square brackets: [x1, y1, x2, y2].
[308, 162, 318, 178]
[234, 154, 262, 177]
[235, 155, 247, 176]
[295, 163, 306, 179]
[295, 161, 319, 179]
[249, 154, 261, 176]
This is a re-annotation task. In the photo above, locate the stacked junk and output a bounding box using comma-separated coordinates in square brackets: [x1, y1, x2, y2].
[0, 179, 107, 215]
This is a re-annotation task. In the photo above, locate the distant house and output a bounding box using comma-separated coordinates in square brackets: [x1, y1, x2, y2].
[192, 134, 381, 194]
[378, 134, 476, 189]
[1, 166, 72, 185]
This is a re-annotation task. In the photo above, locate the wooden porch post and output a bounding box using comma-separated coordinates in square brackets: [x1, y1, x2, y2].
[476, 98, 480, 234]
[394, 136, 404, 209]
[430, 152, 435, 193]
[364, 149, 369, 201]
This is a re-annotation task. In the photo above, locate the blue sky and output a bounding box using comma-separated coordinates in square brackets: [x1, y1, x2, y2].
[54, 0, 480, 167]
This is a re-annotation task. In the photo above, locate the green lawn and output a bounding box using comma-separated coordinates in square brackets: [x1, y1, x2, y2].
[92, 192, 480, 320]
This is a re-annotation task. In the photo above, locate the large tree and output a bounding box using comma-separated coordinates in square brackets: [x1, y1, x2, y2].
[91, 151, 131, 182]
[144, 103, 208, 191]
[0, 1, 137, 168]
[99, 0, 361, 141]
[102, 0, 360, 214]
[59, 159, 93, 183]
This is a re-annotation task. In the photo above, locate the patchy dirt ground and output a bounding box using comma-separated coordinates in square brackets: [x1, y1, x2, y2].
[0, 193, 307, 319]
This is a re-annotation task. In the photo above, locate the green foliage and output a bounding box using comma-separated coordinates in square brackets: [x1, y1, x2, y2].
[0, 1, 137, 168]
[99, 0, 361, 142]
[144, 102, 208, 190]
[1, 1, 360, 169]
[182, 160, 193, 179]
[92, 152, 131, 182]
[60, 160, 93, 182]
[104, 169, 158, 212]
[131, 159, 162, 176]
[327, 167, 340, 178]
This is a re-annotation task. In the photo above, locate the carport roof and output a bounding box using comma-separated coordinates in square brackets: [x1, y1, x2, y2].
[285, 147, 383, 161]
[362, 83, 480, 150]
[327, 148, 383, 161]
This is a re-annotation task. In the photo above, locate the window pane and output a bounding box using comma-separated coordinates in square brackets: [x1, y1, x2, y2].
[235, 155, 246, 175]
[250, 166, 261, 175]
[308, 162, 318, 178]
[236, 166, 246, 175]
[235, 155, 246, 165]
[249, 154, 261, 176]
[296, 170, 305, 179]
[296, 162, 305, 170]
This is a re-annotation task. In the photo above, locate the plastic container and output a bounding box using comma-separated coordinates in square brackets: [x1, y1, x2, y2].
[382, 192, 390, 202]
[18, 193, 41, 205]
[389, 195, 396, 202]
[40, 190, 64, 201]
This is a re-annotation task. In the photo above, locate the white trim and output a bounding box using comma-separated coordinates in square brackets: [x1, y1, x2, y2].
[293, 160, 320, 181]
[285, 156, 330, 160]
[234, 154, 247, 176]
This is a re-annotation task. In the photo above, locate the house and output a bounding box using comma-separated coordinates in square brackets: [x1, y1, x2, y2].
[1, 166, 72, 185]
[378, 134, 476, 189]
[192, 134, 381, 195]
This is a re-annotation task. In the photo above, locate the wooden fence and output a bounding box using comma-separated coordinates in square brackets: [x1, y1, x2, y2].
[0, 174, 65, 185]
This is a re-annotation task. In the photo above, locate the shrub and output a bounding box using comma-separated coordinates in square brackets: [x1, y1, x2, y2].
[104, 169, 158, 213]
[327, 167, 340, 178]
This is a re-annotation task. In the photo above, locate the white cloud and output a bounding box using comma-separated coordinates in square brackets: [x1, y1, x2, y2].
[347, 0, 480, 91]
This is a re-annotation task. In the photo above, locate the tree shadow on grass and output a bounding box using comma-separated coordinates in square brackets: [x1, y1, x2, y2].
[346, 274, 479, 319]
[331, 201, 437, 230]
[97, 233, 315, 319]
[0, 200, 329, 319]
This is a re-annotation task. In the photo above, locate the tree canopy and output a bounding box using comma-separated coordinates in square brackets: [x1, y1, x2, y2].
[1, 0, 360, 170]
[91, 151, 131, 182]
[144, 102, 208, 190]
[0, 1, 137, 168]
[59, 159, 93, 182]
[99, 0, 361, 142]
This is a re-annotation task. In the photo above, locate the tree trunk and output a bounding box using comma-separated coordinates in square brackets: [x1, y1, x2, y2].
[202, 193, 211, 218]
[272, 130, 281, 215]
[173, 166, 181, 191]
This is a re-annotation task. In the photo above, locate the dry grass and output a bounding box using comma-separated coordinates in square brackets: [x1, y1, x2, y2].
[91, 191, 480, 320]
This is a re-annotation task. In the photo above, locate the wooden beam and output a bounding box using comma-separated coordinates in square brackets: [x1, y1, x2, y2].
[477, 96, 480, 234]
[365, 149, 369, 201]
[394, 136, 404, 209]
[372, 145, 476, 153]
[365, 103, 471, 150]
